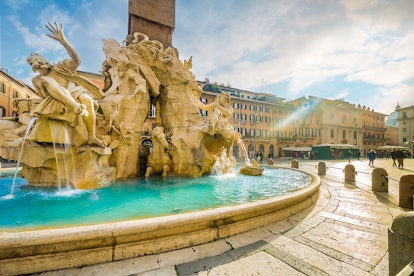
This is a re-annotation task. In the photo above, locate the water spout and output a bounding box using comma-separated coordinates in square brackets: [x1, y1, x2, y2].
[237, 138, 251, 166]
[1, 117, 37, 199]
[49, 120, 75, 190]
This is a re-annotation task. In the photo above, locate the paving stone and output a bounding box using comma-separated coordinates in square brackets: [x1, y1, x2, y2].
[136, 266, 177, 276]
[300, 220, 387, 266]
[318, 211, 386, 233]
[196, 251, 306, 276]
[157, 239, 232, 268]
[267, 234, 371, 275]
[334, 200, 395, 225]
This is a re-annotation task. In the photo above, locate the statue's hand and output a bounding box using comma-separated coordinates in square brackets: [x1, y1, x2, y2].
[45, 22, 65, 42]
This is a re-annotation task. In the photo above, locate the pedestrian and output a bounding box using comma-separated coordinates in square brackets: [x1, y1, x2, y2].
[367, 150, 376, 166]
[347, 150, 352, 163]
[396, 150, 404, 168]
[391, 150, 397, 167]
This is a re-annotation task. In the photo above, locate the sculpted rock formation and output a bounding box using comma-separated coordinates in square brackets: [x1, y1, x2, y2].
[0, 23, 242, 188]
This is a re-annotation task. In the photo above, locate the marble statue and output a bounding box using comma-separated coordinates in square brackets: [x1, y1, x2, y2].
[145, 126, 171, 178]
[196, 92, 241, 156]
[27, 22, 105, 147]
[239, 159, 264, 176]
[0, 23, 244, 188]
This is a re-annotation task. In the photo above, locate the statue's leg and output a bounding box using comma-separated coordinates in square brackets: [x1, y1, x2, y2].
[39, 76, 82, 111]
[77, 93, 105, 147]
[162, 164, 169, 177]
[145, 167, 153, 178]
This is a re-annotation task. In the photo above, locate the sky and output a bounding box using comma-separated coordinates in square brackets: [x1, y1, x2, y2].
[1, 0, 413, 115]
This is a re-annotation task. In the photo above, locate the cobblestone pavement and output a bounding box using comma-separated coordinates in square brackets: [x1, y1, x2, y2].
[38, 158, 413, 276]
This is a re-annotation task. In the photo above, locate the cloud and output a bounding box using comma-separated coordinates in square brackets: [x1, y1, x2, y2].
[176, 0, 413, 115]
[3, 0, 412, 115]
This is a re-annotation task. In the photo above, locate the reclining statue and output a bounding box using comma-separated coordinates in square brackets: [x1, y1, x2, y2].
[27, 22, 105, 147]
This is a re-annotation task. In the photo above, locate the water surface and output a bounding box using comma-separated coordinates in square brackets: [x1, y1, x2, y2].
[0, 167, 311, 230]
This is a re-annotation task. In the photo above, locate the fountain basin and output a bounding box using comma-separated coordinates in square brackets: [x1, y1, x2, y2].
[0, 167, 320, 275]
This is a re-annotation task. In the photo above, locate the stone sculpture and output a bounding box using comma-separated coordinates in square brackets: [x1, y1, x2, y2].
[27, 22, 105, 147]
[145, 126, 171, 178]
[240, 159, 264, 176]
[0, 23, 243, 188]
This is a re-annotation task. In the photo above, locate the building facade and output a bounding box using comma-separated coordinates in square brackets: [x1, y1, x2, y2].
[397, 105, 414, 154]
[199, 82, 387, 159]
[0, 69, 39, 117]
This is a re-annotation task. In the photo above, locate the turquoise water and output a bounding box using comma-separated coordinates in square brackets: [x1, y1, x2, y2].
[0, 167, 311, 230]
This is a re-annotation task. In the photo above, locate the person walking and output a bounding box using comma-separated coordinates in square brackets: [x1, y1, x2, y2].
[391, 150, 397, 167]
[368, 150, 376, 167]
[347, 150, 352, 163]
[396, 150, 405, 168]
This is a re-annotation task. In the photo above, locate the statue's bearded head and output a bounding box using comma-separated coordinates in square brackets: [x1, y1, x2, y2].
[27, 53, 51, 72]
[219, 93, 231, 106]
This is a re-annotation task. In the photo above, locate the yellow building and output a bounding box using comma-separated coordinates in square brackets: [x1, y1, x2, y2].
[0, 69, 39, 117]
[397, 105, 414, 155]
[360, 105, 387, 155]
[286, 96, 387, 156]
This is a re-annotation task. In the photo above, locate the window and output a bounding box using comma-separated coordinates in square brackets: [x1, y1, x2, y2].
[149, 104, 156, 117]
[330, 129, 334, 138]
[241, 128, 246, 136]
[13, 90, 19, 98]
[343, 130, 346, 139]
[200, 98, 207, 116]
[0, 82, 5, 93]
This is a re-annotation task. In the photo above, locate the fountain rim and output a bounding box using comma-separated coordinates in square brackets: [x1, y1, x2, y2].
[0, 166, 321, 275]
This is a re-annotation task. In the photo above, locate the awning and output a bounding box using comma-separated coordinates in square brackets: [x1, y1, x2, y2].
[376, 145, 409, 150]
[282, 147, 312, 152]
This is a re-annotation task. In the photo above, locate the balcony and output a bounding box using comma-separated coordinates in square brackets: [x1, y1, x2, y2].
[277, 137, 297, 142]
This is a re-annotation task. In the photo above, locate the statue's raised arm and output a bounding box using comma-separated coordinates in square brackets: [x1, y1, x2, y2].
[45, 22, 81, 71]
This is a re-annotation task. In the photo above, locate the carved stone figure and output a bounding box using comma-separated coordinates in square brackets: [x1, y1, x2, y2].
[145, 126, 171, 178]
[196, 92, 242, 156]
[0, 25, 242, 188]
[27, 22, 105, 147]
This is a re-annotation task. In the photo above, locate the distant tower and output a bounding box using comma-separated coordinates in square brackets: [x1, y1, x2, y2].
[128, 0, 175, 47]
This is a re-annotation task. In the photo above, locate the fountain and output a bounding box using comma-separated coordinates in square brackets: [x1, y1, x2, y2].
[0, 23, 321, 275]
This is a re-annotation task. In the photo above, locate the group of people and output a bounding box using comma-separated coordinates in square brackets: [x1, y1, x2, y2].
[367, 149, 407, 168]
[390, 150, 407, 168]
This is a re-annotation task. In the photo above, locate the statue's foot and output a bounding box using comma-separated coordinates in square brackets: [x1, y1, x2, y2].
[87, 137, 106, 147]
[75, 104, 89, 117]
[206, 124, 215, 135]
